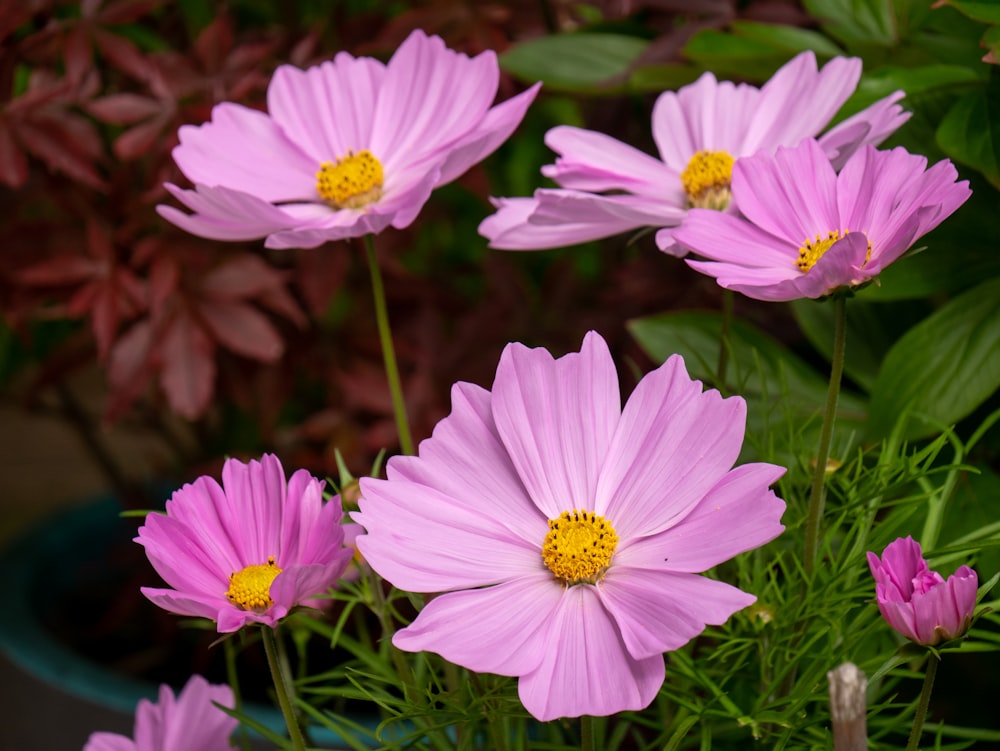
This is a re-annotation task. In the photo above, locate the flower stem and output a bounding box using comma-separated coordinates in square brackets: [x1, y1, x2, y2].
[261, 626, 307, 751]
[716, 288, 733, 391]
[581, 715, 595, 751]
[905, 653, 939, 751]
[223, 638, 251, 751]
[363, 234, 415, 456]
[803, 295, 847, 576]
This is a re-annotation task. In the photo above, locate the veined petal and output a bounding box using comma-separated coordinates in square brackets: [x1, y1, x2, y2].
[222, 454, 284, 562]
[596, 355, 747, 541]
[373, 30, 499, 174]
[819, 90, 909, 170]
[267, 54, 386, 161]
[157, 183, 303, 242]
[616, 463, 786, 572]
[599, 567, 756, 659]
[436, 83, 541, 186]
[83, 733, 135, 751]
[731, 139, 839, 246]
[137, 510, 233, 596]
[671, 209, 797, 267]
[388, 381, 547, 544]
[491, 331, 620, 519]
[355, 478, 542, 593]
[652, 72, 759, 170]
[172, 104, 317, 202]
[517, 585, 664, 720]
[392, 573, 561, 676]
[140, 586, 223, 622]
[543, 125, 676, 194]
[743, 53, 861, 156]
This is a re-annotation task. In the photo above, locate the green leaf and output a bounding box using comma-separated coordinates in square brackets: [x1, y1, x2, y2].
[867, 277, 1000, 441]
[500, 33, 650, 94]
[728, 20, 847, 57]
[936, 70, 1000, 188]
[938, 0, 1000, 24]
[628, 311, 866, 465]
[803, 0, 898, 48]
[627, 63, 700, 93]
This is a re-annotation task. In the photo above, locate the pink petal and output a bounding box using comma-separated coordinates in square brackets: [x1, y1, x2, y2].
[652, 72, 759, 171]
[140, 586, 224, 622]
[83, 732, 135, 751]
[596, 355, 748, 541]
[222, 454, 285, 562]
[490, 331, 620, 519]
[599, 567, 756, 659]
[392, 573, 561, 676]
[163, 676, 237, 751]
[731, 139, 839, 246]
[670, 209, 797, 267]
[387, 381, 546, 544]
[137, 504, 235, 595]
[819, 90, 910, 169]
[616, 463, 786, 572]
[157, 183, 302, 242]
[517, 585, 664, 720]
[354, 478, 541, 593]
[372, 30, 499, 174]
[266, 55, 386, 161]
[436, 83, 541, 185]
[171, 102, 316, 202]
[743, 53, 861, 156]
[542, 125, 676, 195]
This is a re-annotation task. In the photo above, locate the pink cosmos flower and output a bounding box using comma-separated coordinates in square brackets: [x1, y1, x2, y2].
[672, 139, 971, 301]
[83, 674, 236, 751]
[136, 454, 352, 633]
[158, 30, 540, 249]
[480, 51, 908, 255]
[868, 536, 978, 646]
[354, 331, 786, 721]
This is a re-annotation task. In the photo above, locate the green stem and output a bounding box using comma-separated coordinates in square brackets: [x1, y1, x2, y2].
[362, 234, 415, 456]
[716, 288, 733, 392]
[581, 715, 595, 751]
[905, 654, 939, 751]
[803, 295, 847, 576]
[223, 637, 251, 751]
[261, 626, 308, 751]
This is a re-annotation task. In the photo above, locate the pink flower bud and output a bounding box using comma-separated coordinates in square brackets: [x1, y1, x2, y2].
[867, 536, 977, 646]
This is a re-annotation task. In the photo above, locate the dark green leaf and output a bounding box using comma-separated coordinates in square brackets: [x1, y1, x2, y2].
[803, 0, 898, 48]
[500, 33, 650, 94]
[867, 277, 1000, 441]
[936, 70, 1000, 187]
[938, 1, 1000, 24]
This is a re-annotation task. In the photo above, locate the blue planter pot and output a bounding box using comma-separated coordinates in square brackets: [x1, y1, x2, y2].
[0, 495, 369, 750]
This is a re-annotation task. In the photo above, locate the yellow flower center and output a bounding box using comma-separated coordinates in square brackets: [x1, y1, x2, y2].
[680, 150, 734, 209]
[225, 556, 282, 612]
[797, 230, 872, 273]
[541, 509, 619, 586]
[316, 150, 384, 209]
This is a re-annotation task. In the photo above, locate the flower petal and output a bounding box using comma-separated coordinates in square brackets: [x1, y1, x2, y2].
[599, 567, 756, 659]
[596, 355, 747, 541]
[171, 102, 317, 202]
[491, 331, 620, 518]
[543, 125, 677, 195]
[388, 381, 547, 544]
[157, 183, 303, 242]
[517, 585, 664, 720]
[392, 573, 561, 676]
[267, 54, 386, 161]
[615, 463, 786, 572]
[354, 477, 541, 593]
[818, 90, 909, 169]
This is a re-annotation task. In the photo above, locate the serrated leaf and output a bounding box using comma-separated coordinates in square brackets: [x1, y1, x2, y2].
[867, 277, 1000, 441]
[500, 33, 649, 94]
[804, 0, 898, 48]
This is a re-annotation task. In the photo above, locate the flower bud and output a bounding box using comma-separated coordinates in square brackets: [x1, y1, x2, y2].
[867, 536, 977, 645]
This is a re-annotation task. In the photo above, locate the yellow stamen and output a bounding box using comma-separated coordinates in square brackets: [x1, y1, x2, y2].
[797, 230, 872, 273]
[541, 509, 618, 586]
[316, 150, 384, 209]
[681, 150, 734, 209]
[225, 556, 282, 612]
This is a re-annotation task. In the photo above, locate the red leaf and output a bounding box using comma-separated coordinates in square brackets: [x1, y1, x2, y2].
[200, 255, 286, 300]
[194, 16, 233, 72]
[160, 310, 215, 419]
[98, 0, 164, 24]
[149, 256, 179, 318]
[88, 281, 120, 359]
[64, 26, 93, 84]
[198, 299, 284, 362]
[106, 318, 155, 419]
[0, 120, 28, 187]
[15, 256, 101, 285]
[85, 93, 163, 124]
[94, 28, 152, 82]
[13, 116, 106, 190]
[258, 286, 307, 329]
[114, 112, 170, 160]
